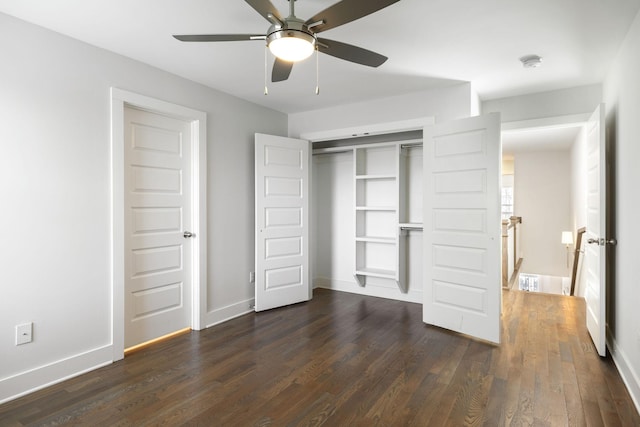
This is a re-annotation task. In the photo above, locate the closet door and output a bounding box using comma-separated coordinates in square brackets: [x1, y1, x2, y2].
[255, 134, 311, 311]
[423, 113, 501, 344]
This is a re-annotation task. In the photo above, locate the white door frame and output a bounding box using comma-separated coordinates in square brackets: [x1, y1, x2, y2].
[110, 88, 207, 361]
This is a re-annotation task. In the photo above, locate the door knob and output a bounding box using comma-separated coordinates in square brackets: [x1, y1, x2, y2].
[183, 231, 194, 238]
[587, 237, 617, 246]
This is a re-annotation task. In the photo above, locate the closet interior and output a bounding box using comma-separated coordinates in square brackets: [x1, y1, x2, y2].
[311, 132, 425, 303]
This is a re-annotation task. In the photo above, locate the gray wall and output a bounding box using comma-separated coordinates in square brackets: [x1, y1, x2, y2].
[0, 12, 287, 402]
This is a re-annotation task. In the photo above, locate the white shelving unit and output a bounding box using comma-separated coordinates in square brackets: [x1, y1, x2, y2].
[354, 143, 399, 286]
[313, 137, 423, 298]
[353, 141, 422, 291]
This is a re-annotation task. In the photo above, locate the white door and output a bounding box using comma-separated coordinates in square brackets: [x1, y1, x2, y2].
[423, 113, 502, 344]
[124, 106, 192, 348]
[584, 103, 608, 357]
[255, 134, 311, 311]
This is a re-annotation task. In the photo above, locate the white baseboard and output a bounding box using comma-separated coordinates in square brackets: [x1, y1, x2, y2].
[0, 299, 257, 405]
[314, 277, 422, 304]
[607, 329, 640, 414]
[205, 298, 255, 328]
[0, 345, 113, 404]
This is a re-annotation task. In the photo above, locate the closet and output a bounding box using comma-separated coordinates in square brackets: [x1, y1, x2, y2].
[312, 135, 424, 303]
[257, 112, 502, 344]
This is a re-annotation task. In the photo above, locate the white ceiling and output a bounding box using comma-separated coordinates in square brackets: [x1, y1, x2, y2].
[1, 0, 639, 114]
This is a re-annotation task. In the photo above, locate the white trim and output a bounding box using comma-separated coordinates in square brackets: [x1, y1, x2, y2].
[300, 118, 431, 142]
[314, 277, 422, 304]
[205, 299, 255, 328]
[501, 113, 591, 132]
[607, 328, 640, 414]
[110, 93, 125, 361]
[312, 138, 423, 155]
[110, 88, 207, 362]
[0, 345, 112, 404]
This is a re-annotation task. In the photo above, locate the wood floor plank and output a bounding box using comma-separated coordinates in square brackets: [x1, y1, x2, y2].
[484, 375, 507, 425]
[1, 288, 638, 426]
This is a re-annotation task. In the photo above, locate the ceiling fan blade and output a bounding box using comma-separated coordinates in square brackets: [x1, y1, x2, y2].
[306, 0, 400, 33]
[272, 58, 293, 82]
[245, 0, 283, 23]
[173, 34, 265, 42]
[317, 38, 388, 67]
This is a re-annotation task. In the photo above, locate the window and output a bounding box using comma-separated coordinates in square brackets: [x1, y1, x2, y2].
[501, 174, 514, 220]
[501, 186, 513, 219]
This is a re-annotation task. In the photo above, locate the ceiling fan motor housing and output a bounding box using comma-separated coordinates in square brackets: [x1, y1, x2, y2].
[266, 18, 317, 48]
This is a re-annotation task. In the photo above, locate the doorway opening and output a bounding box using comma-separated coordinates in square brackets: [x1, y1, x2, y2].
[501, 114, 591, 297]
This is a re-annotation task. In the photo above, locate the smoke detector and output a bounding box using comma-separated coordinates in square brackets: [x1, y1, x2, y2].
[520, 54, 543, 68]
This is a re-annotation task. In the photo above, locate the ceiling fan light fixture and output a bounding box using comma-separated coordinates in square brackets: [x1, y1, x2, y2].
[267, 30, 316, 62]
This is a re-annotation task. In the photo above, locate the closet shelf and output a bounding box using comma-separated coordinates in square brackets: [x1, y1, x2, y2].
[355, 174, 396, 180]
[355, 268, 397, 280]
[355, 206, 396, 211]
[355, 236, 395, 243]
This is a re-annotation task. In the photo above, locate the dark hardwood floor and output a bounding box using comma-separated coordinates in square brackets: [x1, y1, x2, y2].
[1, 288, 638, 426]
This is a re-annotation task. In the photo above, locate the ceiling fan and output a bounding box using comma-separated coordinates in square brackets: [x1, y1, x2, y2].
[173, 0, 401, 82]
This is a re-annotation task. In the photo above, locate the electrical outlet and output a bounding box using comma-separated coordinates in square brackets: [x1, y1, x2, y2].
[249, 271, 255, 283]
[16, 322, 33, 345]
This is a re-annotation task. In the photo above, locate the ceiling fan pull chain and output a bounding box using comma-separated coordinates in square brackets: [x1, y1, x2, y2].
[264, 45, 269, 95]
[315, 44, 320, 95]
